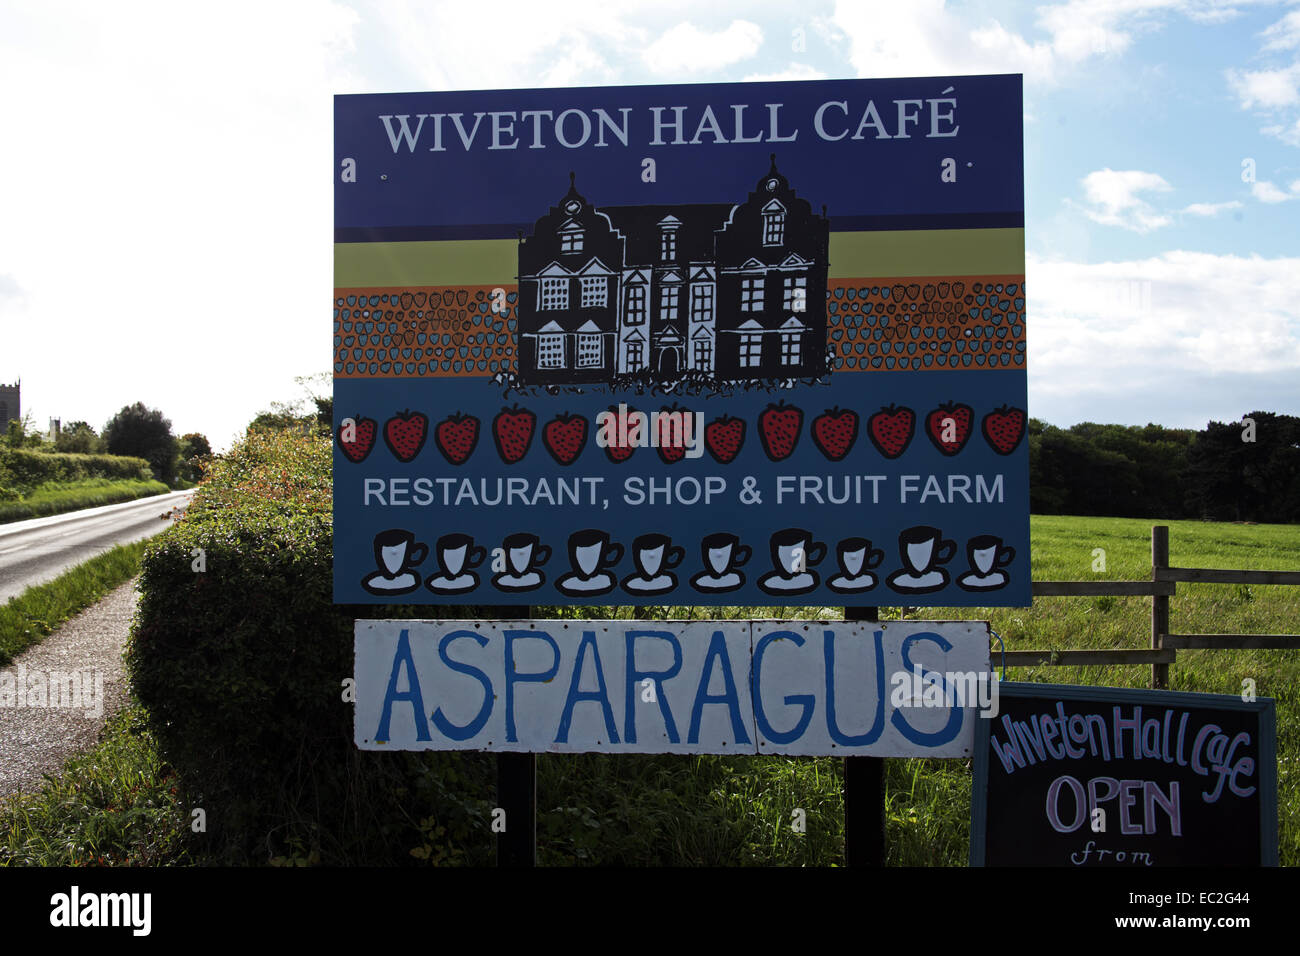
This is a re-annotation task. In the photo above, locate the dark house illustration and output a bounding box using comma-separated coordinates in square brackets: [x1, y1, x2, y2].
[516, 157, 830, 386]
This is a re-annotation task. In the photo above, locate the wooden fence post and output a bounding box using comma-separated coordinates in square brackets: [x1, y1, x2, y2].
[1151, 526, 1170, 690]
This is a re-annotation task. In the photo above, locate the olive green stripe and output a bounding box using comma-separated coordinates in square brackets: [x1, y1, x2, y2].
[333, 228, 1024, 287]
[828, 229, 1024, 278]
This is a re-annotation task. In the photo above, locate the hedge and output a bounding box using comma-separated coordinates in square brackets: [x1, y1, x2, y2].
[126, 429, 496, 864]
[0, 448, 152, 493]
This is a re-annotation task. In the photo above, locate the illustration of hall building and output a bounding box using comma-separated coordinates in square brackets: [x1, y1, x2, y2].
[515, 156, 830, 386]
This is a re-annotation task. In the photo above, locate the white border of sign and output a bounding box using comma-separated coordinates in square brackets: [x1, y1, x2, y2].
[355, 619, 990, 757]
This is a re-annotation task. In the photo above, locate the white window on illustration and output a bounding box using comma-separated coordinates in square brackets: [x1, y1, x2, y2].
[560, 230, 584, 254]
[690, 284, 715, 323]
[741, 277, 764, 312]
[660, 285, 680, 321]
[577, 334, 603, 368]
[780, 332, 801, 365]
[692, 340, 713, 369]
[538, 334, 565, 368]
[763, 211, 785, 246]
[660, 230, 677, 261]
[740, 333, 762, 368]
[540, 277, 568, 311]
[625, 285, 647, 324]
[783, 276, 807, 312]
[580, 276, 607, 308]
[624, 341, 644, 371]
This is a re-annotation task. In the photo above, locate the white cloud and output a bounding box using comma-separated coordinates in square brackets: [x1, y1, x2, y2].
[1261, 8, 1300, 51]
[644, 20, 763, 74]
[1181, 200, 1243, 216]
[1073, 168, 1174, 231]
[829, 0, 1256, 87]
[1251, 179, 1298, 202]
[370, 1, 653, 91]
[1226, 62, 1300, 109]
[1028, 251, 1300, 409]
[741, 63, 827, 84]
[1261, 116, 1300, 145]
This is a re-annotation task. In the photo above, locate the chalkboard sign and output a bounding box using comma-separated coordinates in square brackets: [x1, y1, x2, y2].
[970, 683, 1277, 866]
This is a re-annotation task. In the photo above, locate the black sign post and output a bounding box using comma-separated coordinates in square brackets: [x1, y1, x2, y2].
[497, 605, 536, 867]
[971, 683, 1278, 866]
[844, 605, 885, 866]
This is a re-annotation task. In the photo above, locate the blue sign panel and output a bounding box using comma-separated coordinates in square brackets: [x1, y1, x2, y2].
[334, 75, 1028, 606]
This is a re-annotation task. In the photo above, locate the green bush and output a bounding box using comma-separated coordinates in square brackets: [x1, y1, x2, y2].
[126, 429, 496, 864]
[0, 448, 152, 493]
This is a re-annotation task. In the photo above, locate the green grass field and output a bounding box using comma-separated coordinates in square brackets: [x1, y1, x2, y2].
[532, 514, 1300, 866]
[0, 479, 170, 524]
[2, 514, 1296, 866]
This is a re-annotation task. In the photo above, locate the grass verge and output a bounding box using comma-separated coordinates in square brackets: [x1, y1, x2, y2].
[0, 540, 149, 664]
[0, 480, 170, 525]
[0, 704, 192, 866]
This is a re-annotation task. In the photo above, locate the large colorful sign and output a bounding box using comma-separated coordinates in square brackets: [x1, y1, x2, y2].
[355, 619, 991, 756]
[970, 683, 1279, 866]
[334, 76, 1028, 606]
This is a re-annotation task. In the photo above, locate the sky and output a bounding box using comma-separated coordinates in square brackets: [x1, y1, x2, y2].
[0, 0, 1297, 452]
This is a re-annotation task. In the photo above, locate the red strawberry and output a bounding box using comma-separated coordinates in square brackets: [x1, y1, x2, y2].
[383, 410, 428, 463]
[434, 412, 479, 465]
[757, 401, 803, 462]
[602, 404, 636, 464]
[811, 407, 859, 462]
[543, 412, 588, 466]
[925, 402, 973, 456]
[656, 406, 691, 465]
[982, 405, 1026, 455]
[705, 415, 745, 464]
[338, 414, 377, 463]
[493, 406, 536, 464]
[867, 405, 915, 459]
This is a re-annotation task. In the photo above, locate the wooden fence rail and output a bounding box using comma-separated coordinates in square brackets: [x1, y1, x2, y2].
[1009, 524, 1300, 689]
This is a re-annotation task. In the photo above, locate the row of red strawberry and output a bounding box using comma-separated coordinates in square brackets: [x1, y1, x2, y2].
[337, 402, 1027, 466]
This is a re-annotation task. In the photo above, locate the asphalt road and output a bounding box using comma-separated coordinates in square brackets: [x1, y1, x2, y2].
[0, 490, 192, 604]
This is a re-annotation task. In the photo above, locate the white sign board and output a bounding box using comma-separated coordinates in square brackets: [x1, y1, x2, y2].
[355, 619, 990, 757]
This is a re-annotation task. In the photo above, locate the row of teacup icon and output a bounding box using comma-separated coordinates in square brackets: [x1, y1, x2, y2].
[361, 525, 1015, 598]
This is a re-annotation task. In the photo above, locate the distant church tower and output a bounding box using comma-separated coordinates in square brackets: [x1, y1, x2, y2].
[0, 379, 18, 429]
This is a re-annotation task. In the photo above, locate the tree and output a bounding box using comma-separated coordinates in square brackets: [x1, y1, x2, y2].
[247, 372, 333, 436]
[55, 421, 106, 454]
[103, 402, 180, 485]
[177, 432, 213, 483]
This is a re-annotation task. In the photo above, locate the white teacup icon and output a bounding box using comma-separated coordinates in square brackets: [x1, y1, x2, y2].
[362, 528, 427, 595]
[623, 533, 685, 595]
[493, 532, 551, 593]
[557, 529, 622, 596]
[759, 528, 825, 595]
[426, 532, 485, 594]
[827, 536, 885, 594]
[957, 534, 1015, 591]
[887, 525, 957, 594]
[691, 532, 751, 593]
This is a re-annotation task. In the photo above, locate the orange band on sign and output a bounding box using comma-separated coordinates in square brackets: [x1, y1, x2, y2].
[333, 276, 1025, 379]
